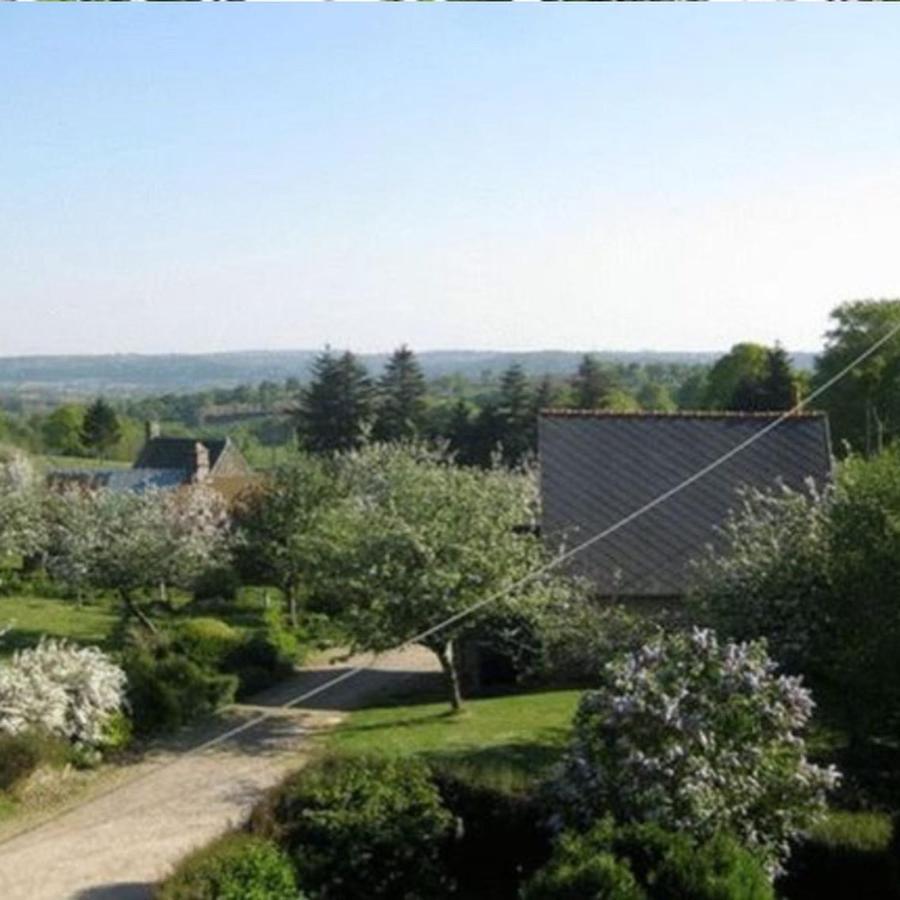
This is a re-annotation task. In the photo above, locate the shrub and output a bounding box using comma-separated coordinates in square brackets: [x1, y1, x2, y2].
[524, 820, 773, 900]
[172, 617, 243, 671]
[250, 753, 454, 899]
[555, 628, 838, 873]
[157, 833, 302, 900]
[431, 764, 552, 899]
[0, 730, 68, 792]
[122, 648, 237, 736]
[0, 639, 127, 749]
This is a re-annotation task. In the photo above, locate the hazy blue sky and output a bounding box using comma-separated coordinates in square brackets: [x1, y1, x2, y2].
[3, 7, 900, 357]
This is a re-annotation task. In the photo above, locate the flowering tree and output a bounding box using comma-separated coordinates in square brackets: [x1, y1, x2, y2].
[689, 482, 831, 671]
[308, 443, 545, 711]
[556, 628, 838, 873]
[0, 446, 47, 564]
[0, 639, 126, 749]
[46, 486, 231, 631]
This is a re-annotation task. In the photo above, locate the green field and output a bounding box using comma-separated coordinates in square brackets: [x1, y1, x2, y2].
[41, 455, 130, 470]
[0, 595, 119, 657]
[327, 688, 582, 787]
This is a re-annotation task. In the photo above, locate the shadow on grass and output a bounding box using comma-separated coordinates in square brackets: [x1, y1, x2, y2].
[423, 737, 568, 784]
[0, 626, 116, 655]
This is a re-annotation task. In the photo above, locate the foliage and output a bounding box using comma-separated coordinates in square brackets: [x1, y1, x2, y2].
[80, 397, 122, 457]
[41, 404, 86, 457]
[813, 299, 900, 452]
[157, 833, 302, 900]
[690, 482, 831, 671]
[45, 485, 231, 629]
[171, 617, 243, 671]
[572, 354, 620, 409]
[691, 449, 900, 742]
[121, 646, 237, 735]
[432, 764, 552, 899]
[307, 443, 544, 710]
[0, 729, 69, 792]
[234, 455, 342, 627]
[703, 343, 769, 410]
[529, 587, 660, 685]
[555, 629, 838, 872]
[251, 753, 454, 900]
[0, 639, 127, 749]
[525, 819, 774, 900]
[0, 446, 47, 562]
[296, 348, 373, 453]
[373, 344, 428, 442]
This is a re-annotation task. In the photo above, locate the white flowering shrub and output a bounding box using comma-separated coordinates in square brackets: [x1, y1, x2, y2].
[556, 628, 839, 873]
[0, 445, 47, 562]
[0, 639, 127, 749]
[690, 482, 832, 671]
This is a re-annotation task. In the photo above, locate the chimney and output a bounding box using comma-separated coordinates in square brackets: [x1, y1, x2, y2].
[193, 442, 210, 483]
[145, 420, 161, 442]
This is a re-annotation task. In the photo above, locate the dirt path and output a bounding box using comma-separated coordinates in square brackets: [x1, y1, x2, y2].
[0, 647, 440, 900]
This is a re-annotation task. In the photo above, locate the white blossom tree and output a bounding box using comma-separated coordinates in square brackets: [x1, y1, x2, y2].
[46, 486, 231, 632]
[556, 628, 839, 873]
[0, 445, 47, 565]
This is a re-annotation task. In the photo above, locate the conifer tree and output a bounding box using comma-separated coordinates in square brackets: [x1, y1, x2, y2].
[372, 345, 427, 442]
[571, 354, 616, 409]
[80, 398, 122, 458]
[496, 363, 534, 466]
[296, 348, 373, 453]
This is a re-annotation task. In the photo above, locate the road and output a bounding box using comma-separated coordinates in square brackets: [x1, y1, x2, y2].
[0, 647, 439, 900]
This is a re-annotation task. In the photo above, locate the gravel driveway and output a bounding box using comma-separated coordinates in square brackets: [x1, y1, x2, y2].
[0, 647, 440, 900]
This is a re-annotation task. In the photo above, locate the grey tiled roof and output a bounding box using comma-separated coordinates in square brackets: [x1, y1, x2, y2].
[539, 411, 832, 598]
[134, 437, 228, 471]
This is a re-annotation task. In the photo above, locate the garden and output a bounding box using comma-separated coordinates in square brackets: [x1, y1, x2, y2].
[3, 437, 900, 898]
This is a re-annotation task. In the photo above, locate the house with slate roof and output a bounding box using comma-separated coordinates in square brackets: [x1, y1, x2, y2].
[48, 422, 253, 499]
[538, 410, 832, 599]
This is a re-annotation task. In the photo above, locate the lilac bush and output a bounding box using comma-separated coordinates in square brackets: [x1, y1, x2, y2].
[556, 628, 838, 872]
[0, 639, 127, 749]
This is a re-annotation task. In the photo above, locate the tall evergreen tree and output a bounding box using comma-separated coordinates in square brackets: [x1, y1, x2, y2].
[571, 354, 616, 409]
[80, 398, 121, 457]
[760, 344, 796, 410]
[372, 345, 427, 443]
[496, 364, 534, 466]
[296, 348, 373, 454]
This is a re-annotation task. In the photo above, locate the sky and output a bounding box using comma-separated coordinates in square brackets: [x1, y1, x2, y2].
[3, 6, 900, 358]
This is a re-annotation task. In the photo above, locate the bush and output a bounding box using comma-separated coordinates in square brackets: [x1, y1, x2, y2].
[0, 639, 127, 750]
[0, 730, 68, 792]
[555, 628, 838, 873]
[524, 820, 773, 900]
[431, 764, 551, 899]
[250, 753, 454, 899]
[122, 648, 237, 736]
[172, 617, 243, 671]
[157, 833, 302, 900]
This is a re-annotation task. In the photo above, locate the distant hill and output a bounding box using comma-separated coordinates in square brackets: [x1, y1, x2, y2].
[0, 349, 817, 398]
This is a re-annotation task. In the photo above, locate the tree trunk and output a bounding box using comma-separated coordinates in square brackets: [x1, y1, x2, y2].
[435, 640, 463, 713]
[121, 590, 159, 635]
[287, 584, 299, 629]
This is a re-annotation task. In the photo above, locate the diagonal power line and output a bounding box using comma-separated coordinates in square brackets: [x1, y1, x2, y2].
[2, 318, 899, 854]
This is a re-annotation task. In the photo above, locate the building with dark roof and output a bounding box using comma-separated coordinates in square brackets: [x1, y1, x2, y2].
[48, 422, 252, 497]
[538, 410, 832, 598]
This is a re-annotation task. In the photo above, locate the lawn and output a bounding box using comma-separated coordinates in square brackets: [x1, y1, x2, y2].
[0, 594, 119, 657]
[41, 455, 130, 470]
[327, 688, 583, 788]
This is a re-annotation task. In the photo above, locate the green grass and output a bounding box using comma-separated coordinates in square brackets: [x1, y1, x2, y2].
[328, 688, 582, 788]
[808, 810, 894, 853]
[0, 595, 119, 657]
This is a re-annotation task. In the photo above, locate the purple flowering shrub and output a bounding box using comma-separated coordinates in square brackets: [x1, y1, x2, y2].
[556, 628, 839, 873]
